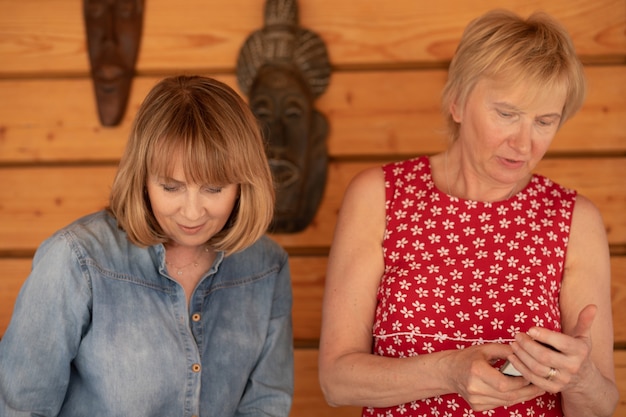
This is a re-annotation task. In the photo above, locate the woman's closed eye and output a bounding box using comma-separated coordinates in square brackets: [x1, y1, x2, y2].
[204, 185, 223, 194]
[497, 109, 516, 119]
[535, 116, 560, 128]
[161, 183, 183, 192]
[158, 178, 225, 194]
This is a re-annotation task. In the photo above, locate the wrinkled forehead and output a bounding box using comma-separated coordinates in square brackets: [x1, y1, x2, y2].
[478, 75, 568, 112]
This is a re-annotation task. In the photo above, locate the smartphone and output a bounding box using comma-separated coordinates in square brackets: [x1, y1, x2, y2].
[500, 341, 559, 376]
[500, 360, 522, 376]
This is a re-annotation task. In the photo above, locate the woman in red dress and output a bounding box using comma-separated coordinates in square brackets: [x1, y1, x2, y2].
[319, 9, 618, 417]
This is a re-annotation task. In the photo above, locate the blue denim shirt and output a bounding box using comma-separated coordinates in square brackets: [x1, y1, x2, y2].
[0, 211, 294, 416]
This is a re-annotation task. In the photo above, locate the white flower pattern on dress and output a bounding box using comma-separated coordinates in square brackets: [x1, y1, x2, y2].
[365, 157, 576, 417]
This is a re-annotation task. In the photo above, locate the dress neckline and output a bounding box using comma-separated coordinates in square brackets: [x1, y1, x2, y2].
[425, 155, 531, 205]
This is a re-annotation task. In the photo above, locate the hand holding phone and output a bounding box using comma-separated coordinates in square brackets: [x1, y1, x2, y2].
[500, 341, 559, 376]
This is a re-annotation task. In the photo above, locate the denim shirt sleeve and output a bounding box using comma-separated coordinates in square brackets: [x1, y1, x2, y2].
[235, 252, 294, 417]
[0, 230, 92, 416]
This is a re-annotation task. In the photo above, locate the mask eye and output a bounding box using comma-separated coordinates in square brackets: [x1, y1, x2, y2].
[85, 0, 107, 18]
[117, 0, 138, 18]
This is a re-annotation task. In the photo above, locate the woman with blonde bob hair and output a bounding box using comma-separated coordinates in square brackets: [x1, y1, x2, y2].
[109, 75, 275, 254]
[0, 75, 294, 417]
[319, 9, 617, 417]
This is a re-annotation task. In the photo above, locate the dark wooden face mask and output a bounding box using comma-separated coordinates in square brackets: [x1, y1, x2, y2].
[83, 0, 145, 126]
[236, 0, 332, 233]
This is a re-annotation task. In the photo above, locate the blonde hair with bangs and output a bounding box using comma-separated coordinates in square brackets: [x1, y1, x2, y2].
[442, 9, 586, 141]
[108, 75, 274, 255]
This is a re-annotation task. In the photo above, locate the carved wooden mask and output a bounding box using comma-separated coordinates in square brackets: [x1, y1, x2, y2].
[250, 64, 329, 233]
[237, 0, 331, 233]
[83, 0, 144, 126]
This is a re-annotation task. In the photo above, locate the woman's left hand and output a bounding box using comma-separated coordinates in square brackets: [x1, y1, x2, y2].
[505, 304, 597, 394]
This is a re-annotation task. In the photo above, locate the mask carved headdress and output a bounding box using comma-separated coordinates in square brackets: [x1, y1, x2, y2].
[236, 0, 331, 99]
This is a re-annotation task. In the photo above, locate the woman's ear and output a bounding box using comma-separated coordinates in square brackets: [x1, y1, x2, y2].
[450, 100, 463, 123]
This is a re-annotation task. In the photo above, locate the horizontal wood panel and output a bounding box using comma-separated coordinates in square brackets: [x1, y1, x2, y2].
[292, 349, 360, 417]
[0, 66, 625, 163]
[0, 259, 28, 338]
[0, 166, 114, 251]
[1, 256, 625, 344]
[323, 66, 626, 156]
[1, 0, 624, 76]
[614, 256, 626, 345]
[0, 157, 624, 251]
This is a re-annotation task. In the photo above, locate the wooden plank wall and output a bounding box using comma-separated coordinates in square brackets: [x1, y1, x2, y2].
[1, 1, 624, 415]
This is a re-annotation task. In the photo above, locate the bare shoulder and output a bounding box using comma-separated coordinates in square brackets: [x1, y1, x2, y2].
[337, 166, 386, 220]
[344, 166, 385, 197]
[570, 193, 607, 238]
[566, 192, 610, 271]
[332, 166, 386, 250]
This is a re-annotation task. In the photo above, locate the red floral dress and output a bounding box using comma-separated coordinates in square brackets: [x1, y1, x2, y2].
[366, 156, 576, 417]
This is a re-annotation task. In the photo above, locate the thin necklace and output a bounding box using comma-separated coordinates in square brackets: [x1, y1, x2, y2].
[444, 151, 518, 200]
[165, 246, 209, 276]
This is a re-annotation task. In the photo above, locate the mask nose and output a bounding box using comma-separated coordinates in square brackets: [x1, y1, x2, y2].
[268, 118, 288, 152]
[99, 1, 119, 46]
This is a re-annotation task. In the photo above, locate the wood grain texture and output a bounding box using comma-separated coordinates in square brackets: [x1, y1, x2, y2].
[0, 157, 626, 252]
[0, 0, 623, 75]
[292, 349, 361, 417]
[0, 158, 624, 251]
[1, 66, 625, 163]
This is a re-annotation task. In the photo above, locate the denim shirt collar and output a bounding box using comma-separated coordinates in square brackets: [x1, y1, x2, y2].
[153, 242, 225, 281]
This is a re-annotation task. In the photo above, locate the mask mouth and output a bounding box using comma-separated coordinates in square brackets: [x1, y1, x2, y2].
[269, 159, 300, 189]
[92, 70, 132, 126]
[94, 63, 127, 82]
[96, 82, 119, 95]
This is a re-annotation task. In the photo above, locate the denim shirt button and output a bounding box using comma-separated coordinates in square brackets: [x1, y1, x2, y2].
[191, 363, 201, 373]
[191, 313, 201, 322]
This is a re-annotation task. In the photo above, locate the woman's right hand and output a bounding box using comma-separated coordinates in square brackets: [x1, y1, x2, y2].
[447, 343, 546, 411]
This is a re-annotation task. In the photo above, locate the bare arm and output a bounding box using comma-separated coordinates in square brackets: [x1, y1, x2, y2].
[318, 167, 543, 410]
[555, 195, 617, 416]
[505, 195, 618, 416]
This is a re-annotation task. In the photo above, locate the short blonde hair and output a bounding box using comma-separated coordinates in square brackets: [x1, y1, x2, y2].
[442, 9, 586, 141]
[108, 75, 274, 255]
